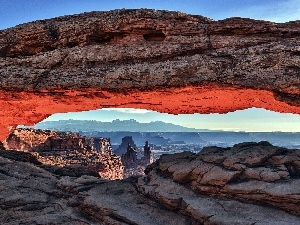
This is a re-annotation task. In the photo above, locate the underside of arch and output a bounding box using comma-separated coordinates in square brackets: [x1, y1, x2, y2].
[0, 85, 299, 140]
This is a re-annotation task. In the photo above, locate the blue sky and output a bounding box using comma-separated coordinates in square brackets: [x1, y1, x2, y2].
[1, 0, 300, 131]
[45, 108, 300, 132]
[1, 0, 299, 30]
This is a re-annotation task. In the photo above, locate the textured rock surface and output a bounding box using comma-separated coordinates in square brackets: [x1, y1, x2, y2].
[0, 141, 5, 150]
[0, 9, 300, 139]
[137, 169, 299, 225]
[0, 143, 300, 225]
[147, 141, 300, 216]
[3, 128, 123, 180]
[0, 156, 94, 225]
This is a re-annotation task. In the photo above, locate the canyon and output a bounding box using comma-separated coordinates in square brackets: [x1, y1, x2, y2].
[0, 9, 300, 224]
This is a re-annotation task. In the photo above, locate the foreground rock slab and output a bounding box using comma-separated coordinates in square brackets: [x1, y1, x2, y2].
[0, 156, 94, 225]
[138, 169, 299, 225]
[0, 142, 299, 224]
[148, 142, 300, 216]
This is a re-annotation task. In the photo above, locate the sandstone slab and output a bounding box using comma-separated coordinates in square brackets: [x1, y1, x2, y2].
[148, 142, 300, 216]
[1, 142, 300, 224]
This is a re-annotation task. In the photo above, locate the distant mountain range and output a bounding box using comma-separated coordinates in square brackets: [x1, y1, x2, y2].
[20, 119, 211, 132]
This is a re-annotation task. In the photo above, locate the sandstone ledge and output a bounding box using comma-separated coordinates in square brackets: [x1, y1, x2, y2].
[145, 141, 300, 216]
[0, 142, 299, 224]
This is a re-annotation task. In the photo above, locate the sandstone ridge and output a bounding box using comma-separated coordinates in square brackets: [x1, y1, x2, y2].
[3, 128, 123, 180]
[0, 9, 299, 139]
[0, 141, 299, 224]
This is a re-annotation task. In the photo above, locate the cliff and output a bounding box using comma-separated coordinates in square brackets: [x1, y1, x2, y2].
[0, 9, 299, 139]
[3, 128, 123, 180]
[0, 142, 299, 224]
[114, 136, 138, 156]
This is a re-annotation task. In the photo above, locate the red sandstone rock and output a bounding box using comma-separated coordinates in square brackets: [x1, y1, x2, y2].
[3, 128, 123, 180]
[0, 9, 299, 140]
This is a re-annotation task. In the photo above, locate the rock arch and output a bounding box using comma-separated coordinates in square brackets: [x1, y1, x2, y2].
[0, 9, 299, 140]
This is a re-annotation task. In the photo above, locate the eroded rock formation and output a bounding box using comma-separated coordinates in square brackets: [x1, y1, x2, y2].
[143, 141, 300, 216]
[0, 142, 299, 224]
[0, 9, 299, 140]
[3, 128, 123, 180]
[122, 140, 154, 178]
[114, 136, 138, 156]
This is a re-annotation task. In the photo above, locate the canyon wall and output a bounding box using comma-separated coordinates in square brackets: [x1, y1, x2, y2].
[3, 128, 123, 180]
[0, 9, 299, 140]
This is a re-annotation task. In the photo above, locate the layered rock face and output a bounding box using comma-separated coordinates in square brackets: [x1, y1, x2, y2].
[143, 142, 300, 217]
[0, 9, 300, 139]
[0, 142, 299, 224]
[3, 128, 123, 180]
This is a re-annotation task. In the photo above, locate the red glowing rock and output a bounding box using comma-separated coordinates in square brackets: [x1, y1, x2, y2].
[0, 9, 299, 140]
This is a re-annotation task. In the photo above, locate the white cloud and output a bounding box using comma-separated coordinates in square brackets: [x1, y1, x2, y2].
[213, 127, 242, 131]
[99, 108, 151, 114]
